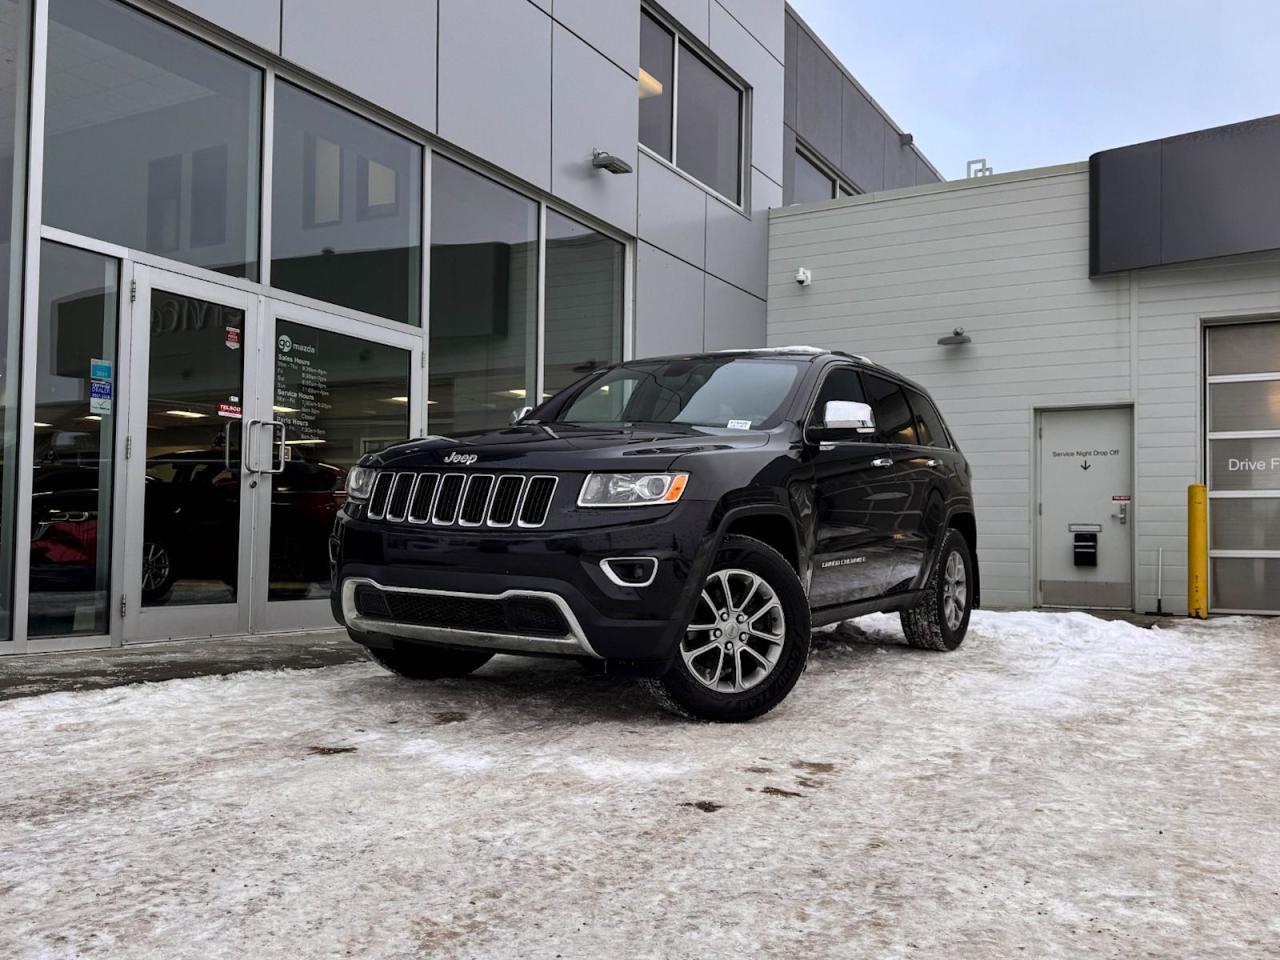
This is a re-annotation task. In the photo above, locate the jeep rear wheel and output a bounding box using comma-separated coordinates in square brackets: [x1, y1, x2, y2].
[644, 535, 810, 722]
[900, 528, 972, 651]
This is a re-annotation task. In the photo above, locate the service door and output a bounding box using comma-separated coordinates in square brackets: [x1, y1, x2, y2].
[1037, 407, 1134, 609]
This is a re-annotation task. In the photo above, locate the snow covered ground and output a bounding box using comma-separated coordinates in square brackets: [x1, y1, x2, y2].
[2, 610, 1277, 959]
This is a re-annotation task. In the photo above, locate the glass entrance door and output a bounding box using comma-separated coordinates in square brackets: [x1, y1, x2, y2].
[123, 266, 263, 642]
[123, 269, 421, 642]
[250, 302, 420, 632]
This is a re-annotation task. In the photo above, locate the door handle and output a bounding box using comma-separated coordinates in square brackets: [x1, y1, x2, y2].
[262, 420, 287, 475]
[925, 458, 942, 468]
[1111, 501, 1128, 525]
[243, 418, 263, 473]
[871, 457, 893, 468]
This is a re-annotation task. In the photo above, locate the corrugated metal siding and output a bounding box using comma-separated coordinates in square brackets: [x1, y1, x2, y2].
[768, 164, 1280, 613]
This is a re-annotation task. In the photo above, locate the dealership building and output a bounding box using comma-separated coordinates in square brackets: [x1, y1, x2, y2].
[0, 0, 939, 654]
[769, 115, 1280, 617]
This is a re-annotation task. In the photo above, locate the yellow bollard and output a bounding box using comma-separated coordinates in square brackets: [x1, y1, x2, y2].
[1187, 484, 1209, 619]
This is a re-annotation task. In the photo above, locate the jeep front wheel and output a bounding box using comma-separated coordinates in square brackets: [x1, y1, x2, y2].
[644, 535, 811, 722]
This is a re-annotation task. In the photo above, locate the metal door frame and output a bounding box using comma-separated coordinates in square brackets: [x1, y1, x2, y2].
[249, 297, 422, 633]
[122, 264, 264, 643]
[1033, 403, 1136, 611]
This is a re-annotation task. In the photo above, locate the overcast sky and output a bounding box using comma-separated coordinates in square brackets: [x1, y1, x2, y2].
[787, 0, 1280, 180]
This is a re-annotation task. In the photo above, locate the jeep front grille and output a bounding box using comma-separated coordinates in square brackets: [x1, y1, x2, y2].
[365, 471, 558, 528]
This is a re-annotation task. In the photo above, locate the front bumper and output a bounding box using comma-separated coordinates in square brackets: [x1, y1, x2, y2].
[330, 500, 718, 665]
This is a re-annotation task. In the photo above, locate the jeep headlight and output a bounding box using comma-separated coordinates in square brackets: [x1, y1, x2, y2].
[578, 472, 688, 507]
[346, 465, 377, 501]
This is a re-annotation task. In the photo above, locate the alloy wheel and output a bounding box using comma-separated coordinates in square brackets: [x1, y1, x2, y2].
[680, 568, 786, 693]
[142, 542, 172, 593]
[942, 550, 967, 631]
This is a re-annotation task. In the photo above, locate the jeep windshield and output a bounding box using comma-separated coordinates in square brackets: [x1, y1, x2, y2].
[550, 357, 805, 430]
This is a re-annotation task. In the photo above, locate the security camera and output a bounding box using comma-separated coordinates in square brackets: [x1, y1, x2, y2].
[795, 267, 813, 286]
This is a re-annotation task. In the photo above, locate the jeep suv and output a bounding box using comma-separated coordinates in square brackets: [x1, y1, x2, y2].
[330, 347, 978, 722]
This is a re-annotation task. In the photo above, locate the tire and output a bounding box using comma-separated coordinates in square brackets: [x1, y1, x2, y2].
[362, 641, 494, 680]
[900, 528, 973, 651]
[643, 535, 811, 723]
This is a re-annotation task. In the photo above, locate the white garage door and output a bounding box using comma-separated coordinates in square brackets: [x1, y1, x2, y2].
[1206, 321, 1280, 614]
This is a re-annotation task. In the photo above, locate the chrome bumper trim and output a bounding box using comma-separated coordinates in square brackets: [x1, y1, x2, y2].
[340, 577, 601, 659]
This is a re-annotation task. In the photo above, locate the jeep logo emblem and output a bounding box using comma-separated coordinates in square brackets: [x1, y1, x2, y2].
[444, 451, 478, 466]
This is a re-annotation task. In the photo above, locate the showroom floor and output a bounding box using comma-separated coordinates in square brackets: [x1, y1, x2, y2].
[2, 610, 1276, 959]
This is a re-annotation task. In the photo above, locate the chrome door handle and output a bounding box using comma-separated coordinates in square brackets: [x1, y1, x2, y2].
[871, 457, 893, 468]
[243, 418, 263, 473]
[262, 420, 287, 475]
[925, 458, 942, 468]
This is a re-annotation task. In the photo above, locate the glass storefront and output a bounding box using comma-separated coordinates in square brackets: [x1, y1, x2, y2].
[43, 0, 262, 279]
[29, 242, 119, 636]
[271, 82, 422, 325]
[1, 0, 33, 643]
[428, 156, 538, 433]
[1206, 321, 1280, 613]
[1, 0, 628, 651]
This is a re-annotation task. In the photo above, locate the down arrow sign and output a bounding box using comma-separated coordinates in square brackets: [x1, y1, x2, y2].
[1081, 459, 1092, 471]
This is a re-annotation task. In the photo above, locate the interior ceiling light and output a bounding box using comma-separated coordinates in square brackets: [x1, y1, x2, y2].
[273, 405, 299, 414]
[638, 68, 663, 100]
[499, 388, 527, 400]
[381, 396, 409, 405]
[165, 409, 207, 418]
[285, 438, 325, 445]
[937, 327, 972, 346]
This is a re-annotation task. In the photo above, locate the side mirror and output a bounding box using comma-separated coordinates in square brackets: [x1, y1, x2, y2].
[511, 405, 534, 424]
[810, 400, 875, 441]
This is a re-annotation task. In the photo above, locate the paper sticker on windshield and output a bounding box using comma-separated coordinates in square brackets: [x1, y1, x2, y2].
[727, 419, 752, 430]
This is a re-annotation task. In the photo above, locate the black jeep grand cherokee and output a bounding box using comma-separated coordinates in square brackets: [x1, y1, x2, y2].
[331, 347, 978, 722]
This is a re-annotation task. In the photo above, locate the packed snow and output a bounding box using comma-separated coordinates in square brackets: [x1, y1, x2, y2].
[2, 610, 1277, 959]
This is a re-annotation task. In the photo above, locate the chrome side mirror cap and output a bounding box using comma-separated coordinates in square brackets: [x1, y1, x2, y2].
[822, 400, 875, 433]
[511, 405, 534, 424]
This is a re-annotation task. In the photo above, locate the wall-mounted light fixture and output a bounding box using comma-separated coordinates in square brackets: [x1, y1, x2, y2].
[795, 267, 813, 286]
[591, 148, 633, 175]
[899, 132, 914, 147]
[937, 327, 972, 346]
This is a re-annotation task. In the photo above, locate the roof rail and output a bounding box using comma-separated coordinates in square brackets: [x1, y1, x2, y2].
[831, 350, 875, 364]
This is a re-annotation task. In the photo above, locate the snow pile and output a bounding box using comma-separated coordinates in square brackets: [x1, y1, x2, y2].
[1, 610, 1277, 959]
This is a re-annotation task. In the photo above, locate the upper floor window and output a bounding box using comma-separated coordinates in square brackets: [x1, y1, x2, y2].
[792, 146, 855, 204]
[639, 9, 744, 204]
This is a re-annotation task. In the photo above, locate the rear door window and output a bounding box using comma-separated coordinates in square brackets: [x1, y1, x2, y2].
[906, 389, 950, 448]
[861, 374, 917, 445]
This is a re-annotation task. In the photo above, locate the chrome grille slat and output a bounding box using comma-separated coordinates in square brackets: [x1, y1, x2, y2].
[432, 474, 466, 525]
[365, 470, 557, 528]
[385, 472, 415, 522]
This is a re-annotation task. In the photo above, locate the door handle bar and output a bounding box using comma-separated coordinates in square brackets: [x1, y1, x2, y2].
[871, 457, 893, 468]
[243, 418, 263, 473]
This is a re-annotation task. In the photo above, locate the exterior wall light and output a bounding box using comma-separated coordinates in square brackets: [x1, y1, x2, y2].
[592, 149, 633, 174]
[795, 267, 813, 286]
[937, 327, 972, 346]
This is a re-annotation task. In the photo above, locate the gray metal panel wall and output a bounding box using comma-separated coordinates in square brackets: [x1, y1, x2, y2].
[281, 0, 436, 132]
[169, 0, 280, 52]
[782, 5, 941, 200]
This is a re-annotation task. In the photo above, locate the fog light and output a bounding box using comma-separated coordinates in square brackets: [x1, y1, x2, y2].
[600, 557, 658, 587]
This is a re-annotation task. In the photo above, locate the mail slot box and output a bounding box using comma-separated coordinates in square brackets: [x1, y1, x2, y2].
[1073, 532, 1098, 567]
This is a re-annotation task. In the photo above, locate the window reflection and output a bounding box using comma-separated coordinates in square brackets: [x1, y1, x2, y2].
[269, 321, 409, 600]
[428, 156, 538, 434]
[676, 45, 742, 202]
[544, 211, 624, 398]
[29, 242, 119, 637]
[43, 0, 261, 278]
[272, 81, 422, 325]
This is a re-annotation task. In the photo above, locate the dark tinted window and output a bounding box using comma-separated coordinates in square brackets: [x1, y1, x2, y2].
[272, 81, 422, 324]
[43, 0, 262, 279]
[812, 367, 865, 411]
[907, 389, 949, 448]
[793, 149, 833, 204]
[676, 45, 742, 202]
[544, 211, 625, 396]
[862, 374, 917, 445]
[638, 13, 674, 160]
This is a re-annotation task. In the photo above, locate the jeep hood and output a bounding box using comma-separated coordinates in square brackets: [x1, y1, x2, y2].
[365, 423, 771, 473]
